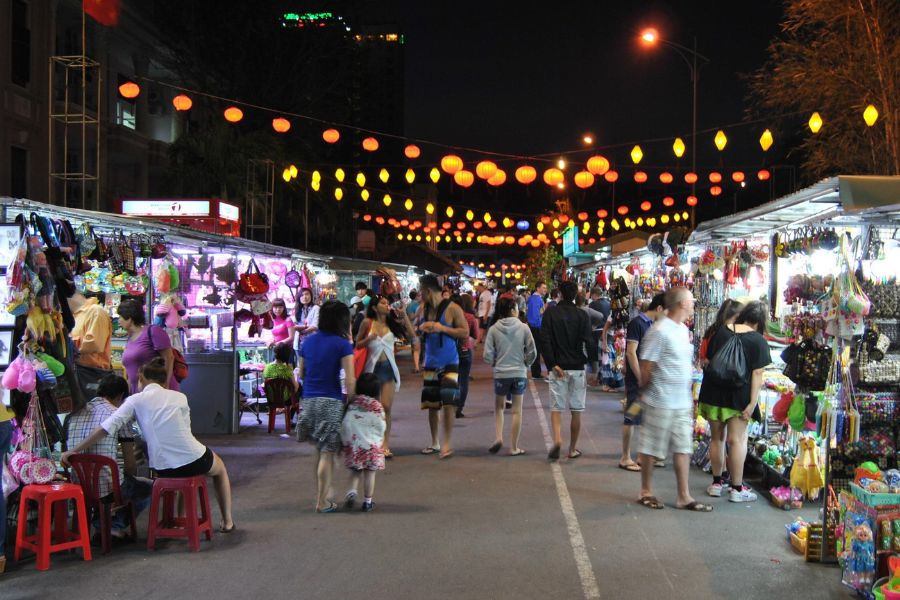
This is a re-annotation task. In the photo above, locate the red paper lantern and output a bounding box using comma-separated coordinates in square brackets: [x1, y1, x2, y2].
[634, 171, 648, 183]
[543, 168, 565, 186]
[404, 144, 421, 159]
[475, 161, 498, 180]
[617, 206, 629, 215]
[586, 155, 610, 175]
[684, 172, 698, 184]
[488, 221, 498, 228]
[686, 195, 698, 206]
[574, 171, 595, 189]
[375, 216, 385, 225]
[559, 214, 569, 223]
[604, 170, 619, 183]
[709, 171, 722, 183]
[323, 129, 340, 143]
[662, 196, 675, 207]
[442, 222, 452, 229]
[172, 94, 192, 111]
[732, 171, 745, 183]
[441, 155, 464, 175]
[659, 172, 674, 184]
[710, 186, 722, 196]
[362, 137, 379, 152]
[118, 82, 140, 99]
[596, 209, 608, 219]
[457, 222, 466, 230]
[577, 212, 589, 221]
[515, 165, 537, 184]
[363, 214, 372, 222]
[473, 221, 483, 229]
[640, 201, 652, 212]
[540, 216, 552, 224]
[757, 169, 771, 181]
[272, 118, 291, 133]
[224, 106, 244, 123]
[454, 170, 475, 188]
[531, 239, 541, 248]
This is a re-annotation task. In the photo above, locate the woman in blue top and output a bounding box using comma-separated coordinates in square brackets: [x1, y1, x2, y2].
[417, 275, 469, 459]
[297, 300, 356, 513]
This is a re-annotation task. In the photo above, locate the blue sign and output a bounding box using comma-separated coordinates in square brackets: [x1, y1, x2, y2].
[562, 226, 579, 257]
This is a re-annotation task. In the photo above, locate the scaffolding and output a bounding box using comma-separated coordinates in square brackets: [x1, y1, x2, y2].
[244, 159, 275, 244]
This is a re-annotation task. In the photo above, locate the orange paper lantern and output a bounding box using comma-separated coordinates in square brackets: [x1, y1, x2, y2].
[662, 197, 675, 207]
[323, 129, 340, 143]
[441, 155, 464, 175]
[404, 144, 421, 159]
[586, 155, 610, 176]
[224, 106, 244, 123]
[732, 171, 745, 183]
[172, 94, 192, 111]
[686, 195, 698, 206]
[710, 186, 722, 196]
[604, 170, 619, 183]
[574, 171, 595, 189]
[118, 82, 140, 99]
[543, 168, 564, 186]
[684, 172, 698, 184]
[515, 165, 537, 184]
[272, 118, 291, 133]
[709, 172, 722, 183]
[659, 172, 674, 184]
[475, 161, 498, 180]
[640, 201, 652, 212]
[596, 209, 608, 219]
[617, 206, 629, 215]
[540, 216, 552, 224]
[362, 137, 379, 152]
[363, 214, 372, 222]
[577, 212, 589, 221]
[757, 169, 771, 181]
[487, 170, 507, 186]
[634, 171, 648, 183]
[454, 170, 475, 188]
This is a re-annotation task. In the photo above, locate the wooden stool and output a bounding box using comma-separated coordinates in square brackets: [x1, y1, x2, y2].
[14, 483, 93, 571]
[146, 476, 213, 552]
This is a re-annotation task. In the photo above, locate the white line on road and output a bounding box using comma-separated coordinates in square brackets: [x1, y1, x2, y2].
[529, 379, 602, 600]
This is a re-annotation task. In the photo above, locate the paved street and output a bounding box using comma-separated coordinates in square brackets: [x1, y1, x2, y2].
[4, 349, 847, 600]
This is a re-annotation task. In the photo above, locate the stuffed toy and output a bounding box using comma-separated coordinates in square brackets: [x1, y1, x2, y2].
[154, 294, 186, 329]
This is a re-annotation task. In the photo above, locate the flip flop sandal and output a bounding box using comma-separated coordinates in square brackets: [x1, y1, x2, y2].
[509, 449, 527, 456]
[618, 462, 641, 472]
[220, 523, 237, 533]
[568, 450, 583, 459]
[488, 442, 502, 454]
[548, 445, 561, 460]
[421, 446, 440, 455]
[678, 501, 714, 512]
[439, 451, 454, 460]
[639, 496, 665, 509]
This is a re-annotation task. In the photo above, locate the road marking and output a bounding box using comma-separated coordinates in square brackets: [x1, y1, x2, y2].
[529, 380, 601, 600]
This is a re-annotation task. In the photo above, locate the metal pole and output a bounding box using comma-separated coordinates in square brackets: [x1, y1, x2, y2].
[304, 187, 309, 250]
[691, 36, 698, 229]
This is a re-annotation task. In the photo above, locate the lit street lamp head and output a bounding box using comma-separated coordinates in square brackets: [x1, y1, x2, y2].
[640, 27, 658, 45]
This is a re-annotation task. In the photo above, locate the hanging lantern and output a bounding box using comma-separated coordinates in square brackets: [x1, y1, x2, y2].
[574, 171, 595, 189]
[552, 218, 560, 229]
[577, 212, 589, 221]
[475, 161, 498, 180]
[379, 168, 390, 183]
[362, 137, 379, 151]
[634, 171, 648, 183]
[488, 221, 498, 228]
[640, 201, 652, 212]
[686, 195, 698, 206]
[473, 221, 483, 229]
[172, 94, 192, 111]
[731, 171, 745, 183]
[714, 130, 727, 151]
[361, 189, 370, 202]
[560, 214, 570, 223]
[487, 170, 507, 186]
[323, 129, 340, 143]
[441, 154, 464, 174]
[543, 168, 564, 186]
[611, 219, 620, 231]
[404, 144, 421, 158]
[709, 172, 722, 183]
[710, 186, 722, 196]
[501, 217, 512, 228]
[311, 179, 321, 192]
[289, 165, 298, 178]
[630, 145, 643, 164]
[465, 210, 474, 221]
[118, 81, 140, 99]
[586, 155, 610, 175]
[356, 172, 366, 187]
[363, 214, 372, 222]
[454, 170, 475, 188]
[674, 213, 681, 223]
[405, 198, 413, 211]
[446, 206, 454, 218]
[457, 222, 467, 230]
[759, 129, 773, 152]
[540, 215, 552, 224]
[684, 172, 698, 184]
[659, 172, 674, 184]
[537, 222, 544, 231]
[661, 214, 670, 224]
[485, 212, 493, 223]
[405, 168, 415, 184]
[272, 117, 291, 133]
[863, 104, 879, 127]
[647, 217, 656, 227]
[334, 168, 345, 182]
[808, 112, 823, 134]
[281, 168, 291, 183]
[604, 170, 619, 183]
[516, 220, 529, 231]
[311, 170, 321, 182]
[636, 218, 644, 227]
[223, 106, 244, 123]
[682, 211, 689, 220]
[596, 209, 608, 219]
[334, 187, 343, 201]
[425, 203, 435, 215]
[382, 194, 392, 207]
[515, 165, 537, 184]
[672, 137, 686, 158]
[757, 169, 771, 181]
[617, 205, 629, 215]
[662, 196, 675, 207]
[429, 168, 440, 183]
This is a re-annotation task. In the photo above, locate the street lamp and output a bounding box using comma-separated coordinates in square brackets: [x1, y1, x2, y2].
[639, 27, 709, 227]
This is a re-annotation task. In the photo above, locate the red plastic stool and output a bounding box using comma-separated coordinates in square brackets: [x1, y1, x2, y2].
[146, 476, 213, 552]
[14, 483, 93, 570]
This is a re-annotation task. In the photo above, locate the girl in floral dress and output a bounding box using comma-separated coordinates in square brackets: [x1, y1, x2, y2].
[341, 372, 386, 512]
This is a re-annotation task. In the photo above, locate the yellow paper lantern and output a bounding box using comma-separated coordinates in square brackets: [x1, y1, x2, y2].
[485, 212, 493, 223]
[361, 189, 370, 202]
[356, 172, 366, 187]
[405, 168, 415, 184]
[611, 219, 620, 231]
[808, 112, 823, 134]
[335, 168, 345, 182]
[404, 198, 413, 211]
[863, 104, 879, 127]
[673, 137, 686, 158]
[383, 194, 392, 207]
[312, 170, 321, 182]
[446, 206, 454, 218]
[661, 214, 670, 224]
[426, 203, 435, 214]
[289, 165, 298, 178]
[334, 187, 343, 201]
[311, 180, 321, 192]
[552, 218, 560, 229]
[630, 145, 643, 164]
[475, 161, 498, 180]
[714, 130, 727, 151]
[281, 168, 291, 183]
[537, 222, 544, 232]
[759, 129, 773, 152]
[430, 168, 440, 183]
[466, 210, 474, 221]
[379, 168, 390, 183]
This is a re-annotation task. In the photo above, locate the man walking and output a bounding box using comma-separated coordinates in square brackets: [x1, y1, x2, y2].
[418, 275, 470, 459]
[540, 281, 599, 460]
[637, 288, 712, 512]
[526, 282, 547, 380]
[618, 293, 664, 472]
[476, 283, 493, 344]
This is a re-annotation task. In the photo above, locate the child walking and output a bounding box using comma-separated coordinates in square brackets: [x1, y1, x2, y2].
[341, 373, 386, 512]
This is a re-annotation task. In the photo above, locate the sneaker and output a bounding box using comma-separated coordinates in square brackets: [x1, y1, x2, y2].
[706, 483, 724, 497]
[729, 486, 758, 503]
[361, 500, 375, 512]
[344, 491, 358, 510]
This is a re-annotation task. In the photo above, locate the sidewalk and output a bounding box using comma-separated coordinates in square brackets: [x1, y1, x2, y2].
[3, 347, 845, 600]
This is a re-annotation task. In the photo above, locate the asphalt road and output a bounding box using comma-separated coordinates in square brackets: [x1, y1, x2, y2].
[3, 347, 850, 600]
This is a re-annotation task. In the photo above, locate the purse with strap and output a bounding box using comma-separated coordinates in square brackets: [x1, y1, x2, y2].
[147, 325, 189, 382]
[353, 321, 373, 378]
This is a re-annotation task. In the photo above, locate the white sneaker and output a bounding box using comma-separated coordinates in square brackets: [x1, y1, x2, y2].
[729, 486, 758, 503]
[706, 483, 723, 497]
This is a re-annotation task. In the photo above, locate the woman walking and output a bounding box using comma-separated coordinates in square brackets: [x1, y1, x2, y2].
[297, 300, 356, 513]
[117, 299, 179, 393]
[452, 294, 480, 418]
[698, 300, 770, 502]
[484, 296, 537, 456]
[355, 295, 415, 459]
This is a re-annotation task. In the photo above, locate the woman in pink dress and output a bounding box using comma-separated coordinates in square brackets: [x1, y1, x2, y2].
[267, 299, 297, 347]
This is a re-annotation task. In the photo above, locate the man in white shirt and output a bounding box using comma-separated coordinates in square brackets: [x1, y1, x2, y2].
[637, 287, 712, 512]
[476, 283, 494, 343]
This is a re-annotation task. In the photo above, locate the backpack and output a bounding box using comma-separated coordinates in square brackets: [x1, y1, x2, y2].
[705, 327, 747, 388]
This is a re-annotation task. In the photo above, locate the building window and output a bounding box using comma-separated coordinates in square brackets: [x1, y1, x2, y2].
[10, 146, 28, 198]
[116, 100, 136, 130]
[11, 0, 31, 87]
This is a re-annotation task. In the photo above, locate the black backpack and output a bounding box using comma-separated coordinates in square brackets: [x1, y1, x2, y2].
[705, 328, 748, 388]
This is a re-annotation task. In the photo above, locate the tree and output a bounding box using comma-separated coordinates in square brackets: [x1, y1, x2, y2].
[750, 0, 900, 179]
[522, 246, 562, 291]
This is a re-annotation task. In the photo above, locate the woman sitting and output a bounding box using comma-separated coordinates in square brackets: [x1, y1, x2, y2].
[62, 358, 235, 532]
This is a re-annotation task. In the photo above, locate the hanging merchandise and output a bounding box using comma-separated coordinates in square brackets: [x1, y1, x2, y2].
[237, 258, 269, 301]
[790, 437, 825, 499]
[6, 393, 56, 485]
[820, 238, 870, 339]
[781, 340, 833, 391]
[154, 255, 180, 294]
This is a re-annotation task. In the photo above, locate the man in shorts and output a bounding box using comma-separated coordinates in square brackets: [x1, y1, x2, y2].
[539, 281, 599, 460]
[476, 282, 494, 344]
[618, 293, 664, 472]
[637, 287, 712, 512]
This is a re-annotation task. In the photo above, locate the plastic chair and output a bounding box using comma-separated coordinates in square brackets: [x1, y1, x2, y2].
[263, 378, 296, 434]
[146, 476, 213, 552]
[68, 454, 137, 554]
[14, 483, 93, 570]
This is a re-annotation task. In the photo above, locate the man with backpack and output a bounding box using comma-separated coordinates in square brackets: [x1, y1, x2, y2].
[417, 275, 469, 459]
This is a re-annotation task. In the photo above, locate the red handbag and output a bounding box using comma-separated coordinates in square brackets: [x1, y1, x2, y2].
[352, 322, 372, 378]
[239, 258, 269, 295]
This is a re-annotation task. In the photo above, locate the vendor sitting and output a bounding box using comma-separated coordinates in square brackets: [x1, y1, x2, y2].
[62, 358, 235, 533]
[264, 343, 299, 432]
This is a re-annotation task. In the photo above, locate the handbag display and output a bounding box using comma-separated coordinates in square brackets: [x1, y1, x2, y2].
[239, 258, 269, 295]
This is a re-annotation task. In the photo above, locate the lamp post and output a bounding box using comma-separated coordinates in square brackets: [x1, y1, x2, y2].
[640, 28, 709, 228]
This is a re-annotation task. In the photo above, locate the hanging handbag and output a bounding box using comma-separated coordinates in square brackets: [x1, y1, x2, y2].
[251, 297, 272, 316]
[239, 258, 269, 295]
